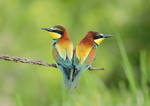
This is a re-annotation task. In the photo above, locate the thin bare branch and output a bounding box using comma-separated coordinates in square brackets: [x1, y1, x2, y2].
[88, 67, 104, 71]
[0, 55, 104, 71]
[0, 55, 57, 68]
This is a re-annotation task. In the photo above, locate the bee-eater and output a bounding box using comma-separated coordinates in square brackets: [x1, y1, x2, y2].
[73, 31, 112, 88]
[41, 25, 73, 90]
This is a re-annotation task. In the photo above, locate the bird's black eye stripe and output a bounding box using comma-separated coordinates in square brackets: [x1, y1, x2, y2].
[52, 30, 64, 35]
[93, 35, 103, 39]
[94, 36, 99, 39]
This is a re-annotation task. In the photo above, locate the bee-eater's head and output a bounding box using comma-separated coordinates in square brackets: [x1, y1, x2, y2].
[88, 31, 112, 45]
[41, 25, 66, 40]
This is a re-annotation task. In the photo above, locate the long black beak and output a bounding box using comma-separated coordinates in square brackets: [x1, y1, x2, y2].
[41, 28, 52, 32]
[102, 34, 112, 38]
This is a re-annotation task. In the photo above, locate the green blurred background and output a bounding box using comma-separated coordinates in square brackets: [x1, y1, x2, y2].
[0, 0, 150, 105]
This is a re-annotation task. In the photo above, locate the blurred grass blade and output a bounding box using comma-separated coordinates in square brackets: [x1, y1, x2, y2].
[140, 51, 150, 106]
[117, 36, 137, 94]
[16, 94, 23, 106]
[140, 51, 147, 89]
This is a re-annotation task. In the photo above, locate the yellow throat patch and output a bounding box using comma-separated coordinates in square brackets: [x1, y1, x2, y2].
[94, 38, 104, 45]
[49, 32, 61, 39]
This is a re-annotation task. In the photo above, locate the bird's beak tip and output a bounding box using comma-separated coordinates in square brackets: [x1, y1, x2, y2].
[41, 28, 47, 30]
[41, 28, 51, 32]
[103, 35, 112, 38]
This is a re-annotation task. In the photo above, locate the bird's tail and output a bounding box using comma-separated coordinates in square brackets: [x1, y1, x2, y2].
[71, 70, 83, 89]
[71, 66, 89, 90]
[56, 64, 72, 90]
[62, 68, 82, 91]
[61, 67, 73, 90]
[62, 74, 72, 90]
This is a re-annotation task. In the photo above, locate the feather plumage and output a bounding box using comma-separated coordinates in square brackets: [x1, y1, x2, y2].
[42, 25, 74, 90]
[52, 26, 74, 90]
[42, 26, 111, 91]
[72, 31, 102, 88]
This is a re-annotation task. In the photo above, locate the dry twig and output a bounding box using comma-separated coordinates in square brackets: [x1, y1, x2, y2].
[0, 55, 104, 71]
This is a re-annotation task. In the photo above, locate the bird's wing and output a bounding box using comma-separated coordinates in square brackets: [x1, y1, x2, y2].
[76, 44, 93, 64]
[52, 47, 59, 62]
[55, 39, 73, 61]
[87, 48, 96, 65]
[55, 44, 67, 60]
[66, 42, 73, 61]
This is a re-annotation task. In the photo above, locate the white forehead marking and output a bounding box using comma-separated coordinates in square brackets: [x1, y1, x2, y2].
[50, 27, 60, 30]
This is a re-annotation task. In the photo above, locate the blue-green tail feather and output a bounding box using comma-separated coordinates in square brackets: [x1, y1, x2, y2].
[56, 63, 73, 90]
